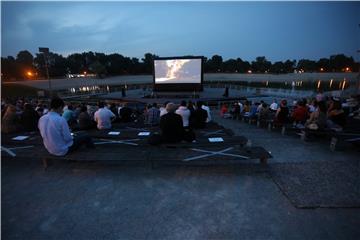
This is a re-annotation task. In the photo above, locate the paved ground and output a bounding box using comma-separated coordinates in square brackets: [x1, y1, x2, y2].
[2, 114, 360, 239]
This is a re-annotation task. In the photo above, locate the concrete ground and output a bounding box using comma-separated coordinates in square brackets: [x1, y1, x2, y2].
[2, 113, 360, 239]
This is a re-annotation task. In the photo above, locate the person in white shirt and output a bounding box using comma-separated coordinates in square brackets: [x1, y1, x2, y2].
[159, 101, 169, 117]
[270, 99, 278, 112]
[94, 102, 116, 130]
[38, 97, 94, 156]
[201, 103, 212, 123]
[175, 100, 191, 127]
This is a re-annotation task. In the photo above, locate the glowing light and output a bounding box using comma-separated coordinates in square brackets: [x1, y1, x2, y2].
[320, 68, 324, 72]
[83, 71, 87, 75]
[345, 67, 350, 72]
[342, 79, 346, 90]
[329, 79, 333, 88]
[247, 70, 252, 74]
[27, 71, 33, 76]
[317, 80, 321, 89]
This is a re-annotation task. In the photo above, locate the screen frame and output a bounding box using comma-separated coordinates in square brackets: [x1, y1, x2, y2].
[153, 56, 204, 92]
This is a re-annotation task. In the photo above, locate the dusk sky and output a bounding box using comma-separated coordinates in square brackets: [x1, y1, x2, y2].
[2, 1, 360, 62]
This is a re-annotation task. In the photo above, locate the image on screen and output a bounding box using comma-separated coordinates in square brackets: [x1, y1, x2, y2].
[154, 59, 202, 84]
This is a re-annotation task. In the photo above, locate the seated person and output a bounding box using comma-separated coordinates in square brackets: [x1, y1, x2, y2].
[146, 103, 160, 126]
[305, 101, 327, 130]
[94, 102, 116, 130]
[258, 103, 270, 122]
[201, 103, 212, 123]
[275, 99, 290, 125]
[327, 99, 346, 130]
[159, 101, 169, 117]
[160, 103, 185, 143]
[20, 103, 40, 132]
[62, 104, 77, 127]
[38, 97, 94, 156]
[1, 104, 20, 134]
[119, 103, 133, 123]
[78, 105, 96, 130]
[176, 100, 191, 127]
[189, 101, 208, 129]
[291, 100, 308, 124]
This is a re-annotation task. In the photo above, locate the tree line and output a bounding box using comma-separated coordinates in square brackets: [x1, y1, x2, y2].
[1, 50, 358, 81]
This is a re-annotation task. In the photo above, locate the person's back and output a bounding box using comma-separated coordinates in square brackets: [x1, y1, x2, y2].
[201, 104, 212, 123]
[39, 111, 73, 156]
[21, 103, 39, 131]
[62, 107, 74, 123]
[190, 102, 208, 129]
[2, 105, 20, 133]
[292, 104, 308, 123]
[176, 101, 191, 127]
[147, 103, 160, 125]
[160, 112, 184, 143]
[78, 106, 95, 130]
[119, 105, 132, 122]
[94, 103, 115, 130]
[276, 100, 289, 124]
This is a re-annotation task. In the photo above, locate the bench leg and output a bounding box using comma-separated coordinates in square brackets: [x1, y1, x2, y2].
[42, 157, 48, 170]
[281, 126, 286, 135]
[260, 157, 268, 165]
[330, 137, 338, 151]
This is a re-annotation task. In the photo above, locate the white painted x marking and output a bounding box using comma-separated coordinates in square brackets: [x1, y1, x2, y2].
[202, 129, 226, 136]
[183, 147, 249, 161]
[95, 138, 141, 146]
[1, 145, 35, 157]
[125, 126, 149, 131]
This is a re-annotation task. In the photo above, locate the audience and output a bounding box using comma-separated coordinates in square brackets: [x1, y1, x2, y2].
[94, 102, 116, 130]
[2, 104, 20, 133]
[119, 103, 132, 122]
[146, 103, 161, 126]
[275, 99, 289, 125]
[160, 103, 185, 143]
[78, 105, 96, 130]
[38, 97, 94, 156]
[291, 100, 308, 124]
[159, 101, 169, 117]
[20, 103, 40, 132]
[201, 102, 212, 123]
[189, 101, 208, 129]
[176, 100, 191, 127]
[305, 101, 327, 130]
[327, 99, 346, 130]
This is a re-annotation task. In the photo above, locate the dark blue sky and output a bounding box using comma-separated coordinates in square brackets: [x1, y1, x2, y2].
[2, 1, 360, 62]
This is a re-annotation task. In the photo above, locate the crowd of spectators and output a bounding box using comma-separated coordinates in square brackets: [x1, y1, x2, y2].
[222, 94, 360, 132]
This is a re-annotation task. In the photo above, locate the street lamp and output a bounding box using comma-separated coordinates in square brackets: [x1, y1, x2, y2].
[39, 47, 51, 96]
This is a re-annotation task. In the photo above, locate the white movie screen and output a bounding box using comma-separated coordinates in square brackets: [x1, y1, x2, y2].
[154, 58, 202, 84]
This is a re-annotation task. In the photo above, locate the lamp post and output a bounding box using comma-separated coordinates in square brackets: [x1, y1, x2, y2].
[39, 47, 51, 96]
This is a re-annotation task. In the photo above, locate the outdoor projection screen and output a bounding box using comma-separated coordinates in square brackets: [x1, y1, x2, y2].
[153, 56, 203, 91]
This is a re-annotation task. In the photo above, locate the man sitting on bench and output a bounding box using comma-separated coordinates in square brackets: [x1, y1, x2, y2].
[38, 97, 95, 156]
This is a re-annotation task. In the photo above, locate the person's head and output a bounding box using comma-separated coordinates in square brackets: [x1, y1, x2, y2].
[260, 100, 264, 104]
[152, 102, 157, 108]
[180, 100, 187, 107]
[166, 102, 177, 113]
[81, 106, 88, 112]
[273, 99, 277, 103]
[98, 102, 105, 108]
[67, 104, 74, 111]
[196, 101, 203, 109]
[50, 98, 65, 113]
[163, 101, 169, 108]
[262, 103, 268, 108]
[281, 99, 287, 107]
[24, 103, 33, 111]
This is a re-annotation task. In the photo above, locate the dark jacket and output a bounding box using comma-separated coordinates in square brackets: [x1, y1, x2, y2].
[120, 107, 132, 122]
[78, 112, 95, 130]
[189, 108, 208, 129]
[160, 112, 184, 143]
[20, 108, 40, 131]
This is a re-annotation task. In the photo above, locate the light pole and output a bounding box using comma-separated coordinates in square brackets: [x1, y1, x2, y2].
[39, 47, 51, 96]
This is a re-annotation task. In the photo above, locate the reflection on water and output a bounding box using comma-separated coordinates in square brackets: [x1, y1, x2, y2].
[62, 78, 353, 97]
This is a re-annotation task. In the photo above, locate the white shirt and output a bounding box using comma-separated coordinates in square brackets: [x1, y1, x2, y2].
[270, 102, 278, 111]
[201, 105, 212, 123]
[38, 111, 73, 156]
[94, 108, 115, 130]
[176, 106, 191, 127]
[159, 107, 168, 117]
